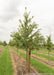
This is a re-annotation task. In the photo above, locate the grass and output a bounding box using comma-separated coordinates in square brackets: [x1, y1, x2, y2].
[12, 47, 54, 74]
[0, 46, 14, 75]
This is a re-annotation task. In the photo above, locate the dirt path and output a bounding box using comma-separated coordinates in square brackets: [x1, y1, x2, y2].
[18, 49, 54, 69]
[9, 47, 38, 75]
[0, 46, 6, 56]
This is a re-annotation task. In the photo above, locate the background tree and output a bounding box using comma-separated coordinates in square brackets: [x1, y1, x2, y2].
[11, 32, 22, 51]
[9, 40, 15, 46]
[34, 34, 45, 55]
[46, 35, 53, 63]
[2, 41, 7, 46]
[0, 41, 3, 45]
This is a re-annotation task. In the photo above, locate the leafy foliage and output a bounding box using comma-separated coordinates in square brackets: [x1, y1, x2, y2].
[46, 35, 53, 51]
[9, 40, 15, 46]
[0, 41, 7, 46]
[16, 7, 41, 50]
[2, 41, 7, 46]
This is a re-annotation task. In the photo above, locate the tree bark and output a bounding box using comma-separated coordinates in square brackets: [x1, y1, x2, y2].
[26, 48, 28, 72]
[28, 50, 31, 73]
[36, 50, 37, 56]
[27, 45, 31, 73]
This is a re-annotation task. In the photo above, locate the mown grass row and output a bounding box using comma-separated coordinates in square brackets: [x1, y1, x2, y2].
[0, 46, 14, 75]
[12, 47, 54, 74]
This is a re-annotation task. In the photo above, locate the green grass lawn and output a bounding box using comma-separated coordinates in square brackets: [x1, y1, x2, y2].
[12, 47, 54, 74]
[0, 46, 14, 75]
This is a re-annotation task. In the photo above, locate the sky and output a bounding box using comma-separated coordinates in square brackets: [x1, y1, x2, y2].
[0, 0, 54, 43]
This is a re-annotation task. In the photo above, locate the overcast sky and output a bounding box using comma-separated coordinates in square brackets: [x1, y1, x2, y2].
[0, 0, 54, 43]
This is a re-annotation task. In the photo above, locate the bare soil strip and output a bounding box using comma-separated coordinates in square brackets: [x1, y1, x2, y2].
[0, 47, 6, 56]
[19, 49, 54, 69]
[9, 47, 38, 75]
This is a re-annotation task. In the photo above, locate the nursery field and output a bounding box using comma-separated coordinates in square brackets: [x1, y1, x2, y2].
[0, 46, 54, 75]
[1, 1, 54, 75]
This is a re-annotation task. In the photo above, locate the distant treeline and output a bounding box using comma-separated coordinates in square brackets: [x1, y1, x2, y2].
[0, 41, 7, 46]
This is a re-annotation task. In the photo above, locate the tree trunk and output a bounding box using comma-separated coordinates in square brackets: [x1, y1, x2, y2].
[26, 48, 28, 72]
[27, 49, 31, 73]
[36, 50, 37, 56]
